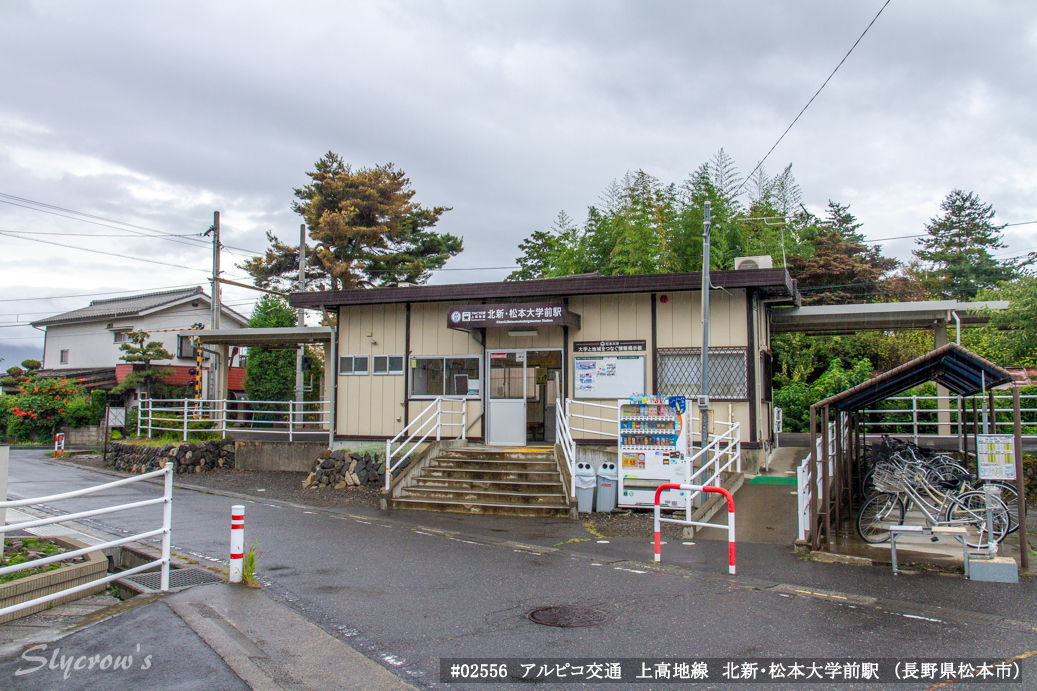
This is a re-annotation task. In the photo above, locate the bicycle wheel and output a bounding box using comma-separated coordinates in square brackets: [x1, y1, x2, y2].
[943, 491, 1010, 549]
[984, 482, 1019, 535]
[857, 492, 905, 544]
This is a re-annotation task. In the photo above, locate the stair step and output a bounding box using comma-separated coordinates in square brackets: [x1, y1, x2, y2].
[423, 469, 561, 482]
[430, 458, 558, 471]
[401, 488, 566, 505]
[438, 449, 555, 461]
[392, 497, 570, 517]
[412, 478, 564, 493]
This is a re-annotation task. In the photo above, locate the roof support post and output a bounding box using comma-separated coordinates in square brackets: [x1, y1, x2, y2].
[821, 405, 831, 551]
[809, 404, 819, 551]
[1014, 386, 1028, 571]
[835, 411, 843, 533]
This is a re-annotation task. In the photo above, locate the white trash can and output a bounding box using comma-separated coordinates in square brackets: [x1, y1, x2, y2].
[575, 462, 596, 513]
[596, 461, 619, 512]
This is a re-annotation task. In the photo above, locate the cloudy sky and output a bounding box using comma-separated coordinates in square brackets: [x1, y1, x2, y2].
[1, 0, 1035, 366]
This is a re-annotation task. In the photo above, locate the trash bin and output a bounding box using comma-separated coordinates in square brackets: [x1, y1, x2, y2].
[596, 461, 619, 512]
[575, 462, 596, 513]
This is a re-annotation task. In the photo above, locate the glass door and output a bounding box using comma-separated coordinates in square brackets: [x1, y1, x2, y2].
[487, 351, 526, 446]
[525, 350, 563, 444]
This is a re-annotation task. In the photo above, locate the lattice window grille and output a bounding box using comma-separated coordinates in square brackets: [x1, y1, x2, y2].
[657, 348, 748, 400]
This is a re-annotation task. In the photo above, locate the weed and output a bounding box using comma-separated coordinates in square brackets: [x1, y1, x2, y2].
[554, 538, 590, 547]
[241, 539, 261, 588]
[582, 521, 606, 540]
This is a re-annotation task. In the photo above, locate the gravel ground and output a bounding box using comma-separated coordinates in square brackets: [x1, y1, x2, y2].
[580, 509, 689, 539]
[50, 454, 382, 509]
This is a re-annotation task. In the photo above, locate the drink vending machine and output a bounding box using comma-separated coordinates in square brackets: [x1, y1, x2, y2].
[617, 395, 692, 508]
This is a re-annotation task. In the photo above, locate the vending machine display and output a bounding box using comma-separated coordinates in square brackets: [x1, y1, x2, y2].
[617, 395, 691, 508]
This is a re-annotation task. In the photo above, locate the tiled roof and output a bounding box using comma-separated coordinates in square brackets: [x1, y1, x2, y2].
[32, 287, 206, 327]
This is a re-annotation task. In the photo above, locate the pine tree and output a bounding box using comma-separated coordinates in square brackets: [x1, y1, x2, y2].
[913, 190, 1014, 299]
[112, 332, 175, 398]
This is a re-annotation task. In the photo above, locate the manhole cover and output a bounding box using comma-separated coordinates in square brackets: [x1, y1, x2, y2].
[122, 567, 222, 591]
[527, 606, 611, 628]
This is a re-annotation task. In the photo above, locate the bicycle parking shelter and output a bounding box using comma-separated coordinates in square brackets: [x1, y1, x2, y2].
[801, 343, 1026, 565]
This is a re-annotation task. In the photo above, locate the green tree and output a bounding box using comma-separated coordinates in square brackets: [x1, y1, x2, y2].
[112, 331, 174, 398]
[913, 189, 1015, 299]
[965, 275, 1037, 367]
[242, 296, 297, 402]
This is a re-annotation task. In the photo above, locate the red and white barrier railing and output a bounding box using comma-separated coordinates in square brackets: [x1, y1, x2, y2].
[653, 483, 736, 575]
[229, 505, 245, 583]
[53, 433, 65, 458]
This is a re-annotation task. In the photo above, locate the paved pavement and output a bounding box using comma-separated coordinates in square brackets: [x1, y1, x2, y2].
[3, 449, 1037, 690]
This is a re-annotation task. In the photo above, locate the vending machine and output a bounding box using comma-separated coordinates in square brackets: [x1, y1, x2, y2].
[617, 395, 692, 508]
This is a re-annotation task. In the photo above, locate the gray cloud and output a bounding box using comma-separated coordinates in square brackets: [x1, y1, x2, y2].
[1, 0, 1035, 362]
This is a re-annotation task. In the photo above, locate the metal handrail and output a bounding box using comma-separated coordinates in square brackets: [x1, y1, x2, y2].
[384, 396, 466, 490]
[0, 463, 173, 618]
[139, 398, 331, 441]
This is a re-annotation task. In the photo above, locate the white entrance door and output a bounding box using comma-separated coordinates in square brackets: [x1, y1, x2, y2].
[487, 351, 526, 446]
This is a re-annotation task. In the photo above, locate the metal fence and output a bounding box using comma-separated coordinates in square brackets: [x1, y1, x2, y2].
[385, 397, 467, 489]
[0, 463, 172, 619]
[139, 398, 331, 441]
[859, 393, 1037, 442]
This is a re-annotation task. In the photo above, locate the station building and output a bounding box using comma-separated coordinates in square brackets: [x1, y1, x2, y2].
[290, 267, 799, 468]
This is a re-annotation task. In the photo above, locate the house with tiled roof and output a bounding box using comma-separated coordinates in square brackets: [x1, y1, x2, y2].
[29, 287, 248, 399]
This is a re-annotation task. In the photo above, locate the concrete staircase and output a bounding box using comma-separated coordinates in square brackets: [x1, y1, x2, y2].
[392, 447, 570, 517]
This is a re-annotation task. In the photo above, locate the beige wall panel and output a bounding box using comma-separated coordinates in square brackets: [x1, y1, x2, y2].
[484, 327, 563, 350]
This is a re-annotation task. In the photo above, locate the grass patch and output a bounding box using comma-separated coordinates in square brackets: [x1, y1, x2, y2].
[0, 538, 64, 583]
[554, 538, 591, 547]
[119, 433, 227, 447]
[582, 521, 606, 540]
[241, 539, 261, 589]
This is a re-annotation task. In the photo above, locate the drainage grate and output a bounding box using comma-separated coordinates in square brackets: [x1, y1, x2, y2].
[121, 567, 222, 591]
[527, 606, 611, 628]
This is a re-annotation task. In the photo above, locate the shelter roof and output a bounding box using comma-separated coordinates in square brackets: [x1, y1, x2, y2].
[183, 327, 332, 347]
[771, 300, 1008, 335]
[289, 268, 798, 308]
[815, 343, 1012, 412]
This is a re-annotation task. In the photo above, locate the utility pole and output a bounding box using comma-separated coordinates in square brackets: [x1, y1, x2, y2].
[699, 201, 711, 449]
[295, 223, 307, 403]
[204, 211, 222, 401]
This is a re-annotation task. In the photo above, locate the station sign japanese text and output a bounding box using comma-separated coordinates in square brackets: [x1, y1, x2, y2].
[447, 302, 581, 330]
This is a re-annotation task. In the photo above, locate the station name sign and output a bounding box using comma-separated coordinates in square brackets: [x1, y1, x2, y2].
[447, 302, 581, 330]
[573, 340, 646, 353]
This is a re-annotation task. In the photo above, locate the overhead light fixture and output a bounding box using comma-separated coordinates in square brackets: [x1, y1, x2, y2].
[509, 330, 538, 337]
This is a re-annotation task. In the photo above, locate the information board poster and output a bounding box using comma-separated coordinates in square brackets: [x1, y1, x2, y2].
[977, 434, 1016, 480]
[574, 355, 644, 399]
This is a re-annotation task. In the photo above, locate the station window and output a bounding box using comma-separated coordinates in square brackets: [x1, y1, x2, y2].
[657, 347, 748, 400]
[339, 355, 369, 375]
[411, 356, 480, 397]
[373, 354, 404, 375]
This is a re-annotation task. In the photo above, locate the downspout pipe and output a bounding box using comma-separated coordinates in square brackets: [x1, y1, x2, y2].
[321, 306, 337, 447]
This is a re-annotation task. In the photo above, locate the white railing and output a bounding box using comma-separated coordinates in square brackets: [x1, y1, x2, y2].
[0, 463, 173, 619]
[796, 417, 846, 542]
[555, 382, 620, 497]
[656, 420, 741, 535]
[858, 393, 1037, 442]
[384, 397, 467, 490]
[139, 398, 331, 441]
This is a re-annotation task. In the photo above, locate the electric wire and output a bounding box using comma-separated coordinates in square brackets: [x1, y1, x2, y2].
[736, 0, 893, 194]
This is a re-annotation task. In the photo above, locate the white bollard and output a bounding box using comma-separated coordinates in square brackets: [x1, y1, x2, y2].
[229, 504, 245, 583]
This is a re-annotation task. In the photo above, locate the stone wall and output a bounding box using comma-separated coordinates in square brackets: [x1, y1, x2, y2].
[106, 440, 236, 474]
[304, 449, 386, 489]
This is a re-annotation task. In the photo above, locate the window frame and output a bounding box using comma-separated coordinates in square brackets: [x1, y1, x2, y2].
[59, 349, 69, 365]
[409, 355, 482, 399]
[372, 354, 405, 376]
[338, 354, 370, 376]
[112, 328, 133, 344]
[656, 347, 749, 401]
[177, 335, 196, 359]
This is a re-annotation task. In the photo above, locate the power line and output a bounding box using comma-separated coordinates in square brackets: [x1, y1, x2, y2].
[0, 229, 200, 238]
[737, 0, 893, 194]
[0, 285, 200, 303]
[0, 231, 211, 273]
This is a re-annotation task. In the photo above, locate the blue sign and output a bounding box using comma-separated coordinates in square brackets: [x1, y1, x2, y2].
[667, 396, 686, 414]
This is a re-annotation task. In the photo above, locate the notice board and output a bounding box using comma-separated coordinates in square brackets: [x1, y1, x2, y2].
[977, 434, 1016, 480]
[574, 355, 645, 399]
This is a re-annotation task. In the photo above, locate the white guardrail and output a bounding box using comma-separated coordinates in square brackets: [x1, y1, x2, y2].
[139, 398, 331, 441]
[385, 397, 467, 490]
[0, 463, 173, 619]
[796, 417, 847, 542]
[858, 393, 1037, 442]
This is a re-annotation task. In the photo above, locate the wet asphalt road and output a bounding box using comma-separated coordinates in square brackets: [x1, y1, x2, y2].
[5, 450, 1036, 690]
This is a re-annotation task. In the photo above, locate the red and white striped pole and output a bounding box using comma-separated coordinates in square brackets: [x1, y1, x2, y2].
[653, 483, 736, 575]
[54, 433, 65, 459]
[229, 505, 245, 583]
